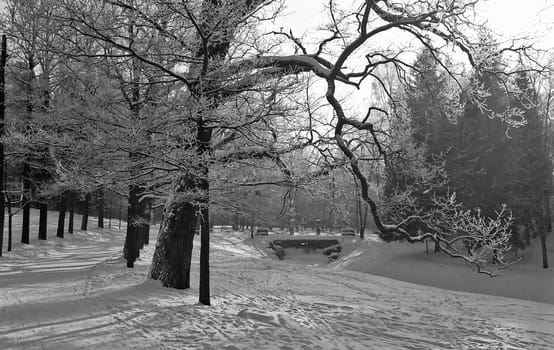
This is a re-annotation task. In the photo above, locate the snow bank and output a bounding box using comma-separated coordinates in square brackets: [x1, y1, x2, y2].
[1, 220, 553, 349]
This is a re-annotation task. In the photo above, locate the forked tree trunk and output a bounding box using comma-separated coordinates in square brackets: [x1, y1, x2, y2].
[124, 183, 149, 267]
[38, 202, 47, 240]
[149, 175, 198, 289]
[81, 193, 90, 231]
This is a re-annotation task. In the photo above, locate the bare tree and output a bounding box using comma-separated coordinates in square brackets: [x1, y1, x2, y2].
[38, 0, 545, 308]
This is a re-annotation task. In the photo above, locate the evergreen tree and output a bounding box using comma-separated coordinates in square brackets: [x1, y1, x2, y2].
[448, 34, 550, 261]
[407, 48, 454, 157]
[508, 71, 551, 264]
[383, 48, 453, 247]
[447, 33, 514, 218]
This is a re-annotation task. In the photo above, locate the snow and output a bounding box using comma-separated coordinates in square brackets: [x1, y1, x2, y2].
[1, 211, 554, 349]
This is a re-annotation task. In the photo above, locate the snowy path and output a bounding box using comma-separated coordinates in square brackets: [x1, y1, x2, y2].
[1, 228, 554, 349]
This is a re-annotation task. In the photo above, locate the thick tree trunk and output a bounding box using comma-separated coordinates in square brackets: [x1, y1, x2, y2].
[149, 175, 198, 289]
[81, 193, 90, 231]
[38, 202, 47, 240]
[57, 193, 66, 238]
[68, 192, 75, 233]
[124, 184, 150, 267]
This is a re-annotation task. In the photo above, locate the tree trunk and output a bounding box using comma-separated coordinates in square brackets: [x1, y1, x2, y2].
[142, 199, 151, 245]
[7, 193, 12, 251]
[124, 184, 141, 268]
[124, 183, 150, 267]
[250, 211, 254, 239]
[21, 162, 31, 244]
[57, 193, 66, 238]
[0, 35, 5, 256]
[356, 193, 368, 239]
[81, 193, 90, 231]
[38, 202, 47, 240]
[96, 187, 104, 228]
[0, 193, 3, 255]
[149, 175, 198, 289]
[68, 192, 75, 233]
[434, 240, 441, 253]
[288, 192, 296, 235]
[199, 205, 210, 305]
[123, 146, 151, 263]
[540, 232, 549, 268]
[197, 123, 212, 305]
[540, 191, 551, 269]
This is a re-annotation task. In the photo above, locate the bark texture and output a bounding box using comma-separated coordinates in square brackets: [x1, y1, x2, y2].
[68, 192, 75, 233]
[124, 184, 147, 268]
[21, 162, 31, 244]
[97, 188, 104, 229]
[149, 175, 198, 289]
[38, 202, 48, 240]
[81, 193, 90, 231]
[57, 194, 67, 238]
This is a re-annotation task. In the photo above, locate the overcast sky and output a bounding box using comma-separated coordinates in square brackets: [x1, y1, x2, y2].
[280, 0, 554, 49]
[270, 0, 554, 118]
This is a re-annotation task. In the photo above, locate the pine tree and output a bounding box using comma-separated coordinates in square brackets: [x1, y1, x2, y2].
[383, 48, 453, 247]
[447, 33, 513, 218]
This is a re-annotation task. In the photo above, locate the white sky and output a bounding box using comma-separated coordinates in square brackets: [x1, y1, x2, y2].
[481, 0, 554, 47]
[273, 0, 554, 116]
[281, 0, 554, 50]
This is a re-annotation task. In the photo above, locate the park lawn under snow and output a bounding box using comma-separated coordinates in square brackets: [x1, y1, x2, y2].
[0, 210, 554, 349]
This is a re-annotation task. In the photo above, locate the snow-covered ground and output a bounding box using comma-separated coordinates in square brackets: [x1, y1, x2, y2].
[1, 211, 554, 349]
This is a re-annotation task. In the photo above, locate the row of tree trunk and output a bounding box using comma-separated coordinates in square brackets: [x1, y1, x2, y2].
[0, 190, 105, 249]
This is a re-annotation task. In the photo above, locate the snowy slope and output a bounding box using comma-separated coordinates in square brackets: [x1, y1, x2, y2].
[330, 234, 554, 305]
[1, 218, 554, 349]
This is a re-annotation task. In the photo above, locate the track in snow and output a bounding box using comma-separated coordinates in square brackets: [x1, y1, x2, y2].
[1, 227, 553, 349]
